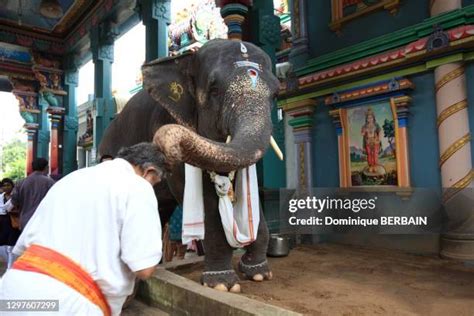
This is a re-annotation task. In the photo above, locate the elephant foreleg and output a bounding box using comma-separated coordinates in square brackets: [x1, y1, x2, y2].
[239, 208, 273, 282]
[201, 174, 240, 292]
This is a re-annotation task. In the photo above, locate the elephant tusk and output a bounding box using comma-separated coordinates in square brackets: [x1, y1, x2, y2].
[226, 135, 232, 144]
[270, 136, 284, 161]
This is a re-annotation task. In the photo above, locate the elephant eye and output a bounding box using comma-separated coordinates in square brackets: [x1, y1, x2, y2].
[210, 86, 219, 97]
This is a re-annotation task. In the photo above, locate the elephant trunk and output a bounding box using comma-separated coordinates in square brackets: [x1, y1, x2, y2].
[153, 105, 271, 173]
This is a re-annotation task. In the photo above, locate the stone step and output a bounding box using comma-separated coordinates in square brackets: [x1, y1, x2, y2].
[122, 300, 169, 316]
[138, 268, 301, 316]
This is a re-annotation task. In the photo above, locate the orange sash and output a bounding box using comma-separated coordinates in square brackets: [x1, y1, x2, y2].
[12, 244, 111, 316]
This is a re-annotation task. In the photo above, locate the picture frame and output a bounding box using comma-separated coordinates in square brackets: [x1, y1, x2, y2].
[330, 95, 411, 188]
[329, 0, 400, 33]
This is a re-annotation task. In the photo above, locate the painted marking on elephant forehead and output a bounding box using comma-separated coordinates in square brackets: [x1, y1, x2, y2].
[240, 42, 249, 58]
[247, 68, 259, 89]
[168, 81, 184, 102]
[234, 61, 262, 71]
[240, 43, 247, 54]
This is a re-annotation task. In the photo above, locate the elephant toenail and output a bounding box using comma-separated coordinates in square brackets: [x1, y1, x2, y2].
[214, 283, 229, 292]
[229, 284, 241, 293]
[253, 274, 264, 281]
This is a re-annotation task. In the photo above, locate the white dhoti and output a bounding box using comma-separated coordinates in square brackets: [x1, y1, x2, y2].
[182, 164, 260, 248]
[0, 269, 126, 316]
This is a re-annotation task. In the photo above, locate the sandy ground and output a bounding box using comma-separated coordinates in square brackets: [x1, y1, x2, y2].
[174, 244, 474, 316]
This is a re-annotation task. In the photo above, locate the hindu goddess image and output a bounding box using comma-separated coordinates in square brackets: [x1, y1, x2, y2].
[360, 107, 383, 175]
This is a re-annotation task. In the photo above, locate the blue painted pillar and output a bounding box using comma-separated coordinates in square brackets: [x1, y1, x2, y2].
[247, 0, 286, 189]
[289, 0, 310, 68]
[62, 56, 79, 175]
[139, 0, 171, 62]
[37, 93, 50, 160]
[90, 21, 117, 154]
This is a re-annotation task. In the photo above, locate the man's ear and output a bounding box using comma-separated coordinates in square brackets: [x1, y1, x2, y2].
[142, 52, 197, 129]
[142, 166, 162, 185]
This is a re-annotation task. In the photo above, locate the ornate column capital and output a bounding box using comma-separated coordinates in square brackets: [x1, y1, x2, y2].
[63, 54, 80, 87]
[47, 107, 65, 130]
[137, 0, 171, 24]
[64, 71, 79, 87]
[91, 21, 118, 62]
[283, 99, 316, 132]
[24, 123, 39, 133]
[284, 100, 316, 153]
[392, 95, 411, 127]
[218, 1, 252, 40]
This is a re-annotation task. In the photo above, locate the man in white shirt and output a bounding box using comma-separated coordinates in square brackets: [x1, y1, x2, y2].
[0, 143, 166, 316]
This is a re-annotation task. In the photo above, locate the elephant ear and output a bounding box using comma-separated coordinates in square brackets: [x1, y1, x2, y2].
[142, 52, 196, 129]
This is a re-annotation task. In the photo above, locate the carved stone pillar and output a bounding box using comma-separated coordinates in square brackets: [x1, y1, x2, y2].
[138, 0, 171, 61]
[32, 52, 67, 173]
[289, 0, 310, 68]
[431, 0, 474, 260]
[91, 21, 117, 152]
[25, 124, 39, 176]
[37, 93, 51, 160]
[9, 79, 41, 174]
[62, 59, 79, 175]
[392, 96, 411, 188]
[47, 107, 65, 176]
[285, 99, 316, 191]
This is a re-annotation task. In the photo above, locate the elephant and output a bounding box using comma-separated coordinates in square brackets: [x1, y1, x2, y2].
[99, 39, 279, 292]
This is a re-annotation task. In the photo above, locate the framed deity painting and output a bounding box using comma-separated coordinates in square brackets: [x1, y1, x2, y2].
[330, 0, 400, 32]
[330, 95, 411, 188]
[346, 101, 397, 186]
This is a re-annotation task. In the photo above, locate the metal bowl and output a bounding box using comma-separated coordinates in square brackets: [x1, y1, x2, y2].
[267, 234, 290, 257]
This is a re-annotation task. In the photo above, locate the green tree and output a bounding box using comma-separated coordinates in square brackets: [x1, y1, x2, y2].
[1, 138, 27, 181]
[383, 119, 395, 154]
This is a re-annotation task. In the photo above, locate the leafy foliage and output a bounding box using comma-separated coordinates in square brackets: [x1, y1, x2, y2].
[1, 138, 27, 181]
[383, 119, 395, 152]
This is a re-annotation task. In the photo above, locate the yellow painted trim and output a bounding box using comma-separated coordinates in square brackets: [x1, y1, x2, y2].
[443, 169, 474, 203]
[437, 99, 468, 127]
[435, 66, 464, 92]
[390, 98, 402, 187]
[341, 109, 351, 188]
[299, 143, 306, 190]
[439, 133, 471, 167]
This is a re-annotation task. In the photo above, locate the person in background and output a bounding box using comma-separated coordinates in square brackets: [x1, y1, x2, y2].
[1, 143, 166, 316]
[163, 205, 187, 262]
[0, 178, 20, 268]
[10, 158, 55, 230]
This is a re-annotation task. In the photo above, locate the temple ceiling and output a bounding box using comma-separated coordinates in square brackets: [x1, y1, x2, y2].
[0, 0, 96, 36]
